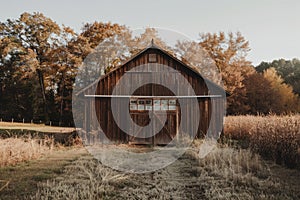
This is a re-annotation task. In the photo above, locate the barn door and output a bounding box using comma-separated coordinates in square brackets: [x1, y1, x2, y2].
[129, 98, 177, 145]
[152, 111, 177, 145]
[129, 112, 152, 144]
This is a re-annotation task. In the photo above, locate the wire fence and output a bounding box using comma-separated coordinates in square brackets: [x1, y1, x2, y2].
[0, 118, 69, 127]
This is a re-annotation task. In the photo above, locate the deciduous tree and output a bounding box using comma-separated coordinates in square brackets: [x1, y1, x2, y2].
[263, 68, 299, 113]
[0, 12, 61, 121]
[199, 32, 255, 114]
[256, 58, 300, 96]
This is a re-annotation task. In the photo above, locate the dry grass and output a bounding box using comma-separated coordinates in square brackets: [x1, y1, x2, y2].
[193, 146, 299, 199]
[32, 144, 300, 199]
[0, 180, 10, 192]
[1, 114, 299, 199]
[0, 122, 75, 133]
[224, 115, 300, 169]
[33, 157, 127, 200]
[0, 137, 54, 167]
[0, 147, 88, 199]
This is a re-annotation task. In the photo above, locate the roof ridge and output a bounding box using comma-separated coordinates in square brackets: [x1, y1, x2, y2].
[75, 41, 227, 96]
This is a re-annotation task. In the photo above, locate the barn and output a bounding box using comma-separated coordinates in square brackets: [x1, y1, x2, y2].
[76, 42, 226, 146]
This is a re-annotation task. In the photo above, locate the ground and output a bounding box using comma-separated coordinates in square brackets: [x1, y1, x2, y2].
[0, 147, 87, 200]
[0, 121, 299, 199]
[0, 145, 299, 200]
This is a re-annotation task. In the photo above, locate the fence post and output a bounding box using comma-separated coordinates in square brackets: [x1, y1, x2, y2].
[12, 118, 14, 123]
[23, 118, 25, 123]
[31, 119, 33, 124]
[50, 121, 52, 126]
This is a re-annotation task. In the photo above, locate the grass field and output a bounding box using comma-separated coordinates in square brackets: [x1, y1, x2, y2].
[32, 145, 300, 199]
[0, 147, 88, 199]
[0, 115, 299, 199]
[0, 123, 81, 198]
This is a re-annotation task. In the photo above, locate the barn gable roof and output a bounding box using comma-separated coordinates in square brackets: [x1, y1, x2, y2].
[76, 42, 227, 96]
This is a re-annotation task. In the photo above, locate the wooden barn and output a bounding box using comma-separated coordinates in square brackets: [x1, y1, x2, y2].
[76, 42, 226, 145]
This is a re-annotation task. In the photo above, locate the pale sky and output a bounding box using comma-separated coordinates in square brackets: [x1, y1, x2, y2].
[0, 0, 299, 65]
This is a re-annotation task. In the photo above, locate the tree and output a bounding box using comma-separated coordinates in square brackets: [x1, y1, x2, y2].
[70, 22, 129, 89]
[0, 34, 38, 120]
[80, 22, 125, 49]
[45, 26, 78, 126]
[244, 72, 279, 114]
[0, 12, 62, 122]
[1, 14, 127, 125]
[262, 68, 299, 113]
[198, 32, 255, 114]
[256, 58, 300, 96]
[175, 40, 221, 84]
[134, 28, 168, 51]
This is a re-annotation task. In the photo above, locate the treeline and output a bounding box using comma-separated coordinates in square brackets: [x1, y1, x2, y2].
[0, 12, 125, 126]
[0, 12, 299, 126]
[178, 32, 300, 115]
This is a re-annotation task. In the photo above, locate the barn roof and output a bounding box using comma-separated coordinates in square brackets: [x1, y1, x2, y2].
[75, 41, 228, 96]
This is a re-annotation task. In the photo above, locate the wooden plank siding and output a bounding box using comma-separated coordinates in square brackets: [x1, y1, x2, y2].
[83, 47, 225, 145]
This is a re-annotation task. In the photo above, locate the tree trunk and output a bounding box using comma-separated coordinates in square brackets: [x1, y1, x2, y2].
[59, 72, 65, 126]
[0, 82, 2, 118]
[36, 69, 49, 123]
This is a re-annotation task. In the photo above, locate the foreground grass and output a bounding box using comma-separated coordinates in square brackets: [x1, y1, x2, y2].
[0, 147, 88, 200]
[32, 144, 300, 200]
[0, 126, 83, 199]
[1, 115, 299, 199]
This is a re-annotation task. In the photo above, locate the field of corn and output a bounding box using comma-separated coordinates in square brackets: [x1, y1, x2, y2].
[224, 115, 300, 169]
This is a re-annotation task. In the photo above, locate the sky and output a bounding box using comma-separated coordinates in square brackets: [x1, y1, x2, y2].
[0, 0, 299, 65]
